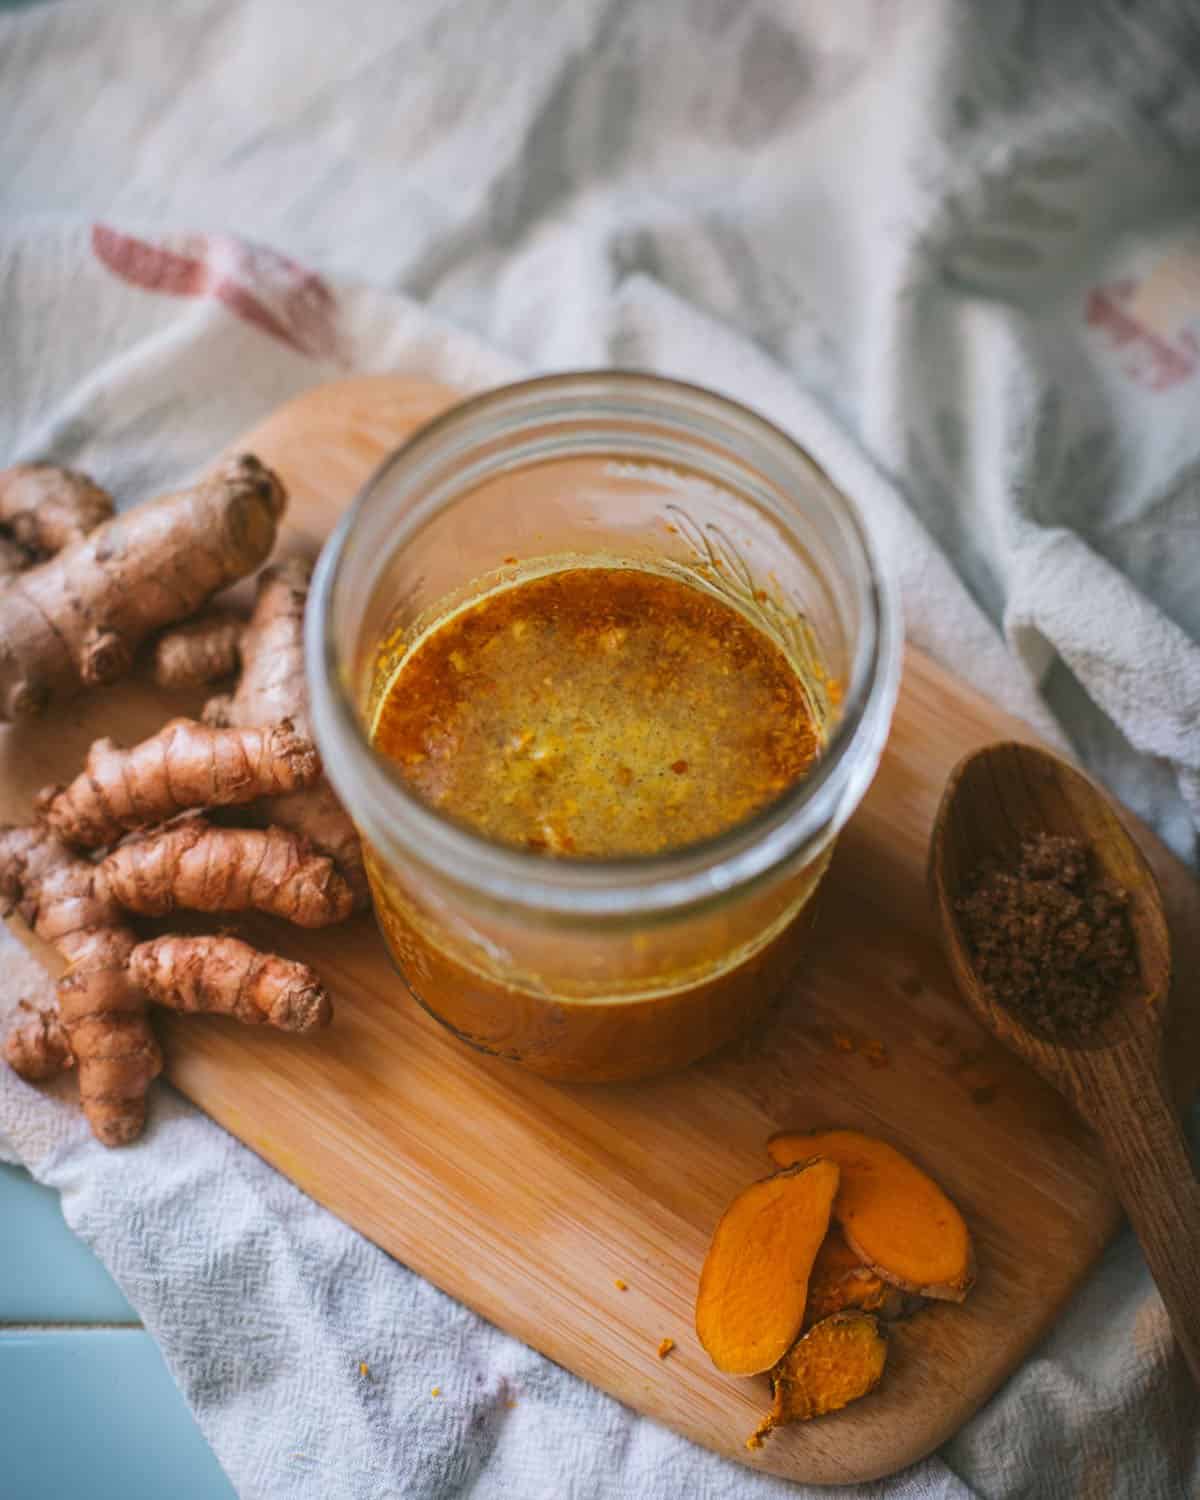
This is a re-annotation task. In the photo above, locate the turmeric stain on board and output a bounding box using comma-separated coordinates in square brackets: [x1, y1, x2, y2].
[372, 567, 819, 858]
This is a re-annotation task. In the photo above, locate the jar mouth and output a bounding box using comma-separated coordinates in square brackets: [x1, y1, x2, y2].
[306, 371, 901, 921]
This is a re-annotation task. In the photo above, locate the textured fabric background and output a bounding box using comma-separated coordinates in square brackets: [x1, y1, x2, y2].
[1, 2, 1198, 1496]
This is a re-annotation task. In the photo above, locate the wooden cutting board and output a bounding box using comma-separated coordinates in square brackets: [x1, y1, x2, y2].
[4, 375, 1199, 1486]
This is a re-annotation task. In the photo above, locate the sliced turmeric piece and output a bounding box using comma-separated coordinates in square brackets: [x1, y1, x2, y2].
[746, 1311, 887, 1447]
[802, 1226, 915, 1328]
[767, 1129, 974, 1302]
[695, 1158, 839, 1376]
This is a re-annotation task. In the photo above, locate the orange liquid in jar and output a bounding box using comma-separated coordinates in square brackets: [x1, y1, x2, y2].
[366, 562, 830, 1082]
[372, 567, 819, 858]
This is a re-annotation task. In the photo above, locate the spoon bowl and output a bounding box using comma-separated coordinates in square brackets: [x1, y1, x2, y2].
[930, 741, 1200, 1384]
[931, 740, 1170, 1079]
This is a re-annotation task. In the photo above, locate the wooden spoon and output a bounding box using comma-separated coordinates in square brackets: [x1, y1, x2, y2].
[929, 740, 1200, 1383]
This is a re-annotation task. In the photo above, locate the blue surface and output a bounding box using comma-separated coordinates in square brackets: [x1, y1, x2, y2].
[0, 1163, 135, 1323]
[1, 1164, 233, 1499]
[0, 1329, 236, 1500]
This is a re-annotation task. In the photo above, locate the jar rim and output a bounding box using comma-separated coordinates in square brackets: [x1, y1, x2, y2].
[306, 371, 902, 920]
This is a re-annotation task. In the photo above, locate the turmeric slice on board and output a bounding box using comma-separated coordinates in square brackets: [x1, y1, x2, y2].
[747, 1311, 888, 1447]
[695, 1157, 840, 1376]
[767, 1129, 974, 1302]
[802, 1226, 915, 1328]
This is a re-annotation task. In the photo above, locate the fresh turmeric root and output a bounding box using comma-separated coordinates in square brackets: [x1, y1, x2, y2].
[10, 936, 331, 1069]
[0, 463, 115, 562]
[196, 557, 367, 907]
[2, 821, 334, 1143]
[695, 1158, 840, 1376]
[130, 935, 331, 1032]
[0, 454, 284, 720]
[153, 561, 365, 904]
[768, 1129, 975, 1301]
[0, 536, 29, 580]
[0, 454, 354, 1144]
[152, 610, 244, 689]
[746, 1312, 888, 1447]
[0, 824, 162, 1145]
[4, 999, 76, 1080]
[101, 818, 354, 928]
[39, 718, 321, 848]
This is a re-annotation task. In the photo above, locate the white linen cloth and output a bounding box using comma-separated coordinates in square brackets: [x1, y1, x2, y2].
[1, 2, 1198, 1495]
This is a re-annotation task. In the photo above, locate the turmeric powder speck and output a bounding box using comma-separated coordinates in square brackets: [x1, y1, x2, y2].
[614, 1278, 629, 1291]
[656, 1337, 676, 1360]
[358, 1362, 369, 1378]
[827, 1030, 889, 1067]
[431, 1386, 441, 1398]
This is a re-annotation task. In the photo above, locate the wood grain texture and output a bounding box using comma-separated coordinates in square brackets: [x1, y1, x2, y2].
[3, 375, 1198, 1485]
[930, 742, 1200, 1383]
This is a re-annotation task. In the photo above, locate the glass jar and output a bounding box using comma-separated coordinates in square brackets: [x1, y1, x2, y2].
[307, 373, 900, 1082]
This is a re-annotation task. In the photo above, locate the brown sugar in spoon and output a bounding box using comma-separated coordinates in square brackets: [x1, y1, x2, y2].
[929, 741, 1200, 1383]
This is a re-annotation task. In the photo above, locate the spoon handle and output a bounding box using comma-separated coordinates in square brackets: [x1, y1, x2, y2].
[1084, 1045, 1200, 1384]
